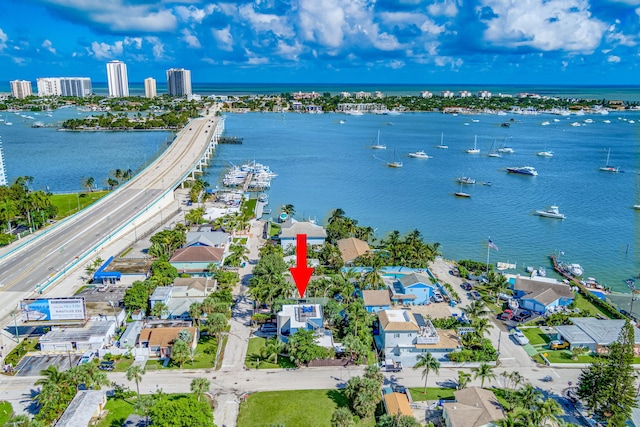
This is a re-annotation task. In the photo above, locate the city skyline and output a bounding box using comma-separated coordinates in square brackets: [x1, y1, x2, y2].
[0, 1, 639, 86]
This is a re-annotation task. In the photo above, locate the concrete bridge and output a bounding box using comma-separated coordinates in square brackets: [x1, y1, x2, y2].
[0, 110, 225, 326]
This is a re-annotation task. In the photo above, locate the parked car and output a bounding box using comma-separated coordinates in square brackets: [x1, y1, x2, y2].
[499, 309, 514, 321]
[470, 290, 482, 300]
[98, 361, 115, 371]
[461, 282, 473, 291]
[432, 292, 444, 303]
[550, 340, 570, 350]
[512, 331, 530, 345]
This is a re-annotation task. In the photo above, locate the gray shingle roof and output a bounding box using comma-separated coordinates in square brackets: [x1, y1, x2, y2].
[556, 317, 640, 346]
[280, 221, 327, 239]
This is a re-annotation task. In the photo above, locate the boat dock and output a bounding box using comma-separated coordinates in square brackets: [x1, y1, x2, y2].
[219, 136, 243, 144]
[242, 173, 253, 192]
[550, 254, 580, 286]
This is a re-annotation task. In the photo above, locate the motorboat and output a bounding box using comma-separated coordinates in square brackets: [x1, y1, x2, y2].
[537, 150, 554, 157]
[498, 145, 515, 154]
[570, 122, 581, 127]
[506, 166, 538, 176]
[535, 205, 565, 219]
[568, 263, 584, 277]
[408, 151, 431, 159]
[537, 267, 547, 277]
[541, 121, 551, 126]
[456, 177, 476, 185]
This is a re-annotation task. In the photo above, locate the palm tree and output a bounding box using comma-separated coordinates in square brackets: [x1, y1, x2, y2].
[487, 271, 510, 303]
[190, 377, 211, 402]
[126, 365, 146, 397]
[457, 371, 471, 390]
[189, 302, 202, 327]
[82, 177, 95, 193]
[0, 198, 19, 233]
[495, 414, 518, 427]
[533, 398, 563, 425]
[260, 338, 287, 365]
[472, 363, 496, 388]
[464, 299, 490, 321]
[518, 383, 543, 411]
[472, 317, 493, 338]
[282, 204, 295, 217]
[414, 353, 440, 393]
[328, 208, 346, 225]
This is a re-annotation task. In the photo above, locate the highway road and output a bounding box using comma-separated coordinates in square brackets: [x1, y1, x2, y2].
[0, 111, 221, 327]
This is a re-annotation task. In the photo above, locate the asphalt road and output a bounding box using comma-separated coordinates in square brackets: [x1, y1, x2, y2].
[0, 112, 220, 327]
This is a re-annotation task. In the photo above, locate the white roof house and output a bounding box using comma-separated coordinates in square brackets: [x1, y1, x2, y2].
[279, 221, 327, 249]
[554, 317, 640, 352]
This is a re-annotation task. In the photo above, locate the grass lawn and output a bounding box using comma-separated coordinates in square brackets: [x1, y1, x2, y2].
[521, 328, 551, 346]
[237, 390, 374, 427]
[408, 387, 456, 401]
[95, 397, 135, 427]
[242, 199, 257, 218]
[4, 338, 40, 367]
[145, 335, 218, 370]
[0, 401, 13, 424]
[536, 349, 640, 364]
[245, 337, 296, 369]
[50, 191, 109, 219]
[268, 222, 281, 237]
[573, 293, 614, 319]
[112, 357, 134, 372]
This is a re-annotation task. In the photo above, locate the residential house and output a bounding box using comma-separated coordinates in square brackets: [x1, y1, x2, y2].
[138, 326, 198, 358]
[383, 392, 413, 418]
[376, 310, 461, 367]
[511, 276, 574, 313]
[391, 273, 436, 305]
[442, 387, 505, 427]
[171, 277, 214, 297]
[279, 221, 327, 249]
[554, 317, 640, 355]
[277, 304, 327, 343]
[149, 286, 173, 314]
[39, 322, 116, 352]
[56, 390, 107, 427]
[361, 290, 392, 313]
[336, 237, 370, 265]
[186, 231, 230, 248]
[169, 246, 225, 276]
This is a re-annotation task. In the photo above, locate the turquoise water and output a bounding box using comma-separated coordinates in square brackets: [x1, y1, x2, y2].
[0, 108, 171, 192]
[203, 111, 639, 293]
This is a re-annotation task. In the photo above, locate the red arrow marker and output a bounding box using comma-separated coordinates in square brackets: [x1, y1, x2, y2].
[289, 234, 314, 298]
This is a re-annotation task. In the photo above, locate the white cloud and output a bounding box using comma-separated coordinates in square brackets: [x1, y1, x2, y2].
[277, 40, 303, 60]
[239, 4, 294, 38]
[181, 29, 202, 48]
[90, 40, 123, 60]
[175, 5, 208, 24]
[427, 0, 460, 17]
[124, 37, 142, 49]
[0, 28, 7, 51]
[212, 26, 233, 52]
[386, 60, 405, 69]
[41, 39, 57, 54]
[607, 55, 621, 62]
[298, 0, 347, 48]
[481, 0, 607, 53]
[145, 36, 165, 59]
[607, 0, 640, 4]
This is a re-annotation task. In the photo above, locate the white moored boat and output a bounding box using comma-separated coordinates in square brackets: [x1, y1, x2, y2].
[535, 205, 565, 219]
[466, 135, 480, 154]
[408, 151, 431, 159]
[371, 130, 386, 149]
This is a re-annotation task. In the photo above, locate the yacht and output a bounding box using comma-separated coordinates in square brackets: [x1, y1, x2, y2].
[568, 263, 584, 277]
[456, 177, 476, 185]
[535, 205, 565, 219]
[537, 150, 554, 157]
[387, 149, 403, 168]
[537, 267, 547, 277]
[599, 148, 619, 173]
[541, 121, 551, 126]
[506, 166, 538, 176]
[466, 135, 480, 154]
[497, 145, 515, 154]
[436, 132, 448, 149]
[408, 150, 431, 159]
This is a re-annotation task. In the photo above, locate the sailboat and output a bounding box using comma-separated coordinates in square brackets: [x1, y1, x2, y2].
[466, 135, 480, 154]
[455, 181, 471, 198]
[487, 139, 501, 157]
[537, 142, 553, 157]
[599, 148, 619, 172]
[387, 149, 403, 168]
[436, 132, 448, 149]
[370, 130, 386, 149]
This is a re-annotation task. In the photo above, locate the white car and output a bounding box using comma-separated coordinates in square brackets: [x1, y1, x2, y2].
[512, 331, 529, 345]
[432, 292, 444, 302]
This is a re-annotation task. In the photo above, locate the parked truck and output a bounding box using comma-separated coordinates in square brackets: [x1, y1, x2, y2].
[383, 359, 403, 372]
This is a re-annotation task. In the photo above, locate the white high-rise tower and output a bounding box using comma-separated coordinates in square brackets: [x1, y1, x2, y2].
[0, 137, 7, 187]
[106, 60, 129, 97]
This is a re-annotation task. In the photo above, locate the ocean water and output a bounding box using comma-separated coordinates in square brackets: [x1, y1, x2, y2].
[1, 101, 638, 293]
[203, 111, 639, 293]
[0, 108, 171, 192]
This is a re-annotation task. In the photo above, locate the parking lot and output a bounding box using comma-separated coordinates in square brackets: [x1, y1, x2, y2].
[15, 354, 81, 377]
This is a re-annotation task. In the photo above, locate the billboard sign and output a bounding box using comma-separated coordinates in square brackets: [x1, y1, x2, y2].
[20, 298, 86, 321]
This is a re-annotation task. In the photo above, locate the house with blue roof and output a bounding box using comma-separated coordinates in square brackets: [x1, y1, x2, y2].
[390, 273, 436, 305]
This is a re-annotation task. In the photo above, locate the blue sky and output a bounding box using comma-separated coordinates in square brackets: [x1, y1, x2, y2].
[1, 0, 639, 86]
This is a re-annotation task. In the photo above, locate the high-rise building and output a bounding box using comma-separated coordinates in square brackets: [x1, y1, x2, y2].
[37, 77, 92, 97]
[144, 77, 157, 98]
[60, 78, 92, 97]
[10, 80, 32, 99]
[166, 68, 192, 97]
[106, 60, 129, 97]
[37, 78, 62, 96]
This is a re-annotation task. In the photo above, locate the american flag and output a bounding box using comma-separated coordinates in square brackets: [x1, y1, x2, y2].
[488, 238, 499, 251]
